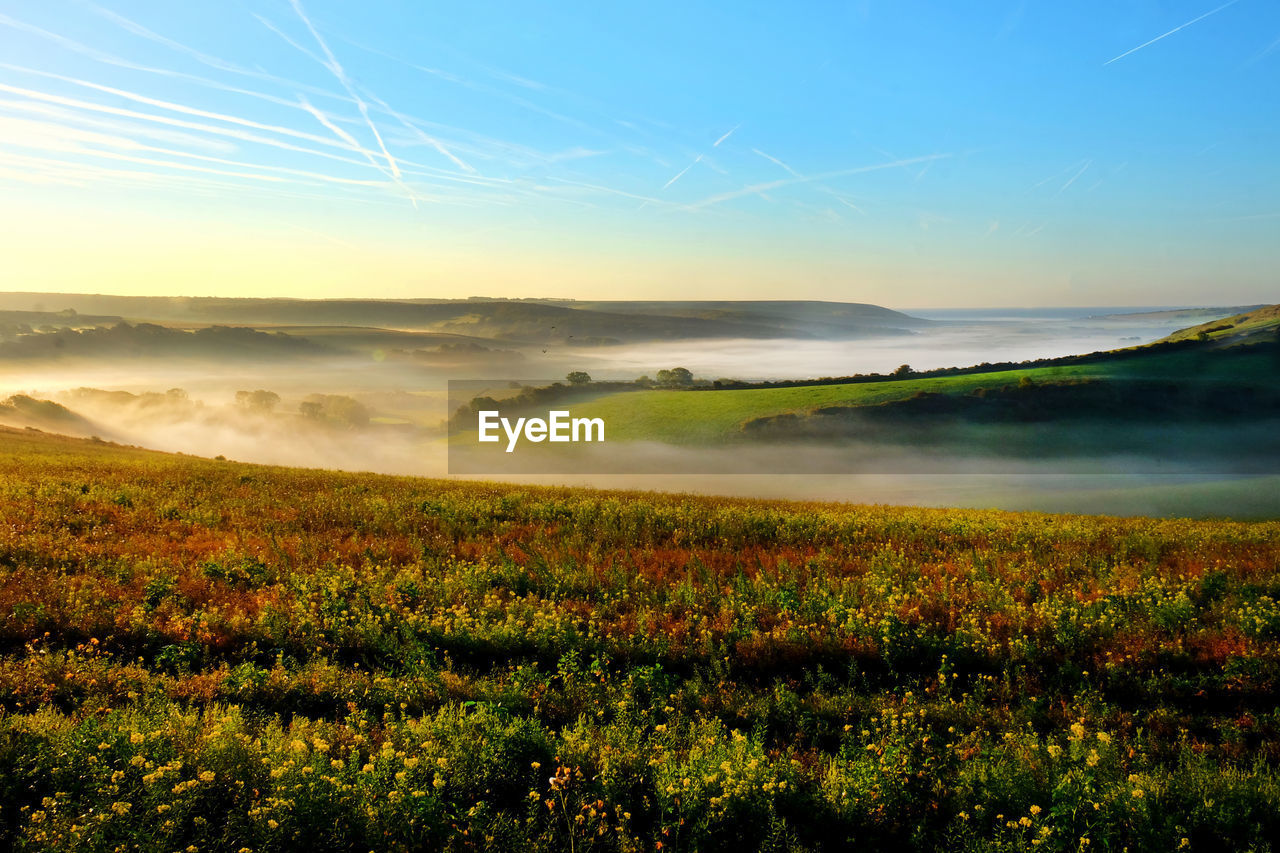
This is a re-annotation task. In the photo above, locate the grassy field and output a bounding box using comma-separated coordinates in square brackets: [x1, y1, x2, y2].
[3, 427, 1280, 851]
[564, 344, 1279, 444]
[1160, 305, 1280, 344]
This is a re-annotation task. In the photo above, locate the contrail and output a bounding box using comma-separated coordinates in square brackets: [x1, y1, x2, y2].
[751, 148, 803, 177]
[1058, 159, 1092, 193]
[0, 15, 374, 134]
[0, 115, 383, 187]
[754, 148, 866, 212]
[360, 87, 477, 174]
[253, 13, 325, 65]
[0, 149, 476, 209]
[662, 154, 703, 190]
[1104, 0, 1242, 65]
[660, 124, 740, 191]
[824, 191, 865, 215]
[686, 153, 952, 210]
[0, 90, 501, 190]
[89, 2, 259, 77]
[549, 177, 683, 209]
[85, 1, 347, 102]
[0, 81, 391, 170]
[0, 68, 366, 155]
[713, 124, 740, 147]
[288, 0, 403, 181]
[0, 95, 235, 153]
[298, 95, 390, 175]
[71, 6, 589, 177]
[1030, 161, 1081, 190]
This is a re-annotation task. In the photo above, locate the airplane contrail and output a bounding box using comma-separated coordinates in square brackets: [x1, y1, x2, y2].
[1057, 159, 1092, 194]
[0, 81, 389, 170]
[686, 153, 952, 210]
[360, 87, 477, 174]
[288, 0, 403, 182]
[298, 95, 391, 176]
[662, 154, 703, 190]
[713, 124, 740, 147]
[751, 148, 803, 177]
[1104, 0, 1242, 65]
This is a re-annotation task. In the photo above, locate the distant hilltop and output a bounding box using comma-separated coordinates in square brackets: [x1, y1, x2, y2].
[0, 292, 927, 344]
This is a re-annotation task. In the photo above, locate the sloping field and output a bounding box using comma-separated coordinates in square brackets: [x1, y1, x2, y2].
[566, 341, 1279, 443]
[2, 428, 1280, 850]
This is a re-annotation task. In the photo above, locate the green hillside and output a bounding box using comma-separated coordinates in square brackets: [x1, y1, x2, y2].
[561, 339, 1279, 444]
[1158, 304, 1280, 344]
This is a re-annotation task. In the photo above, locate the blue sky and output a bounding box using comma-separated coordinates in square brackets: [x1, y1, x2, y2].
[0, 0, 1277, 307]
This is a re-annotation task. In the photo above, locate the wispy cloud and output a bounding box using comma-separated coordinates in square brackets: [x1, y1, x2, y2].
[1104, 0, 1242, 65]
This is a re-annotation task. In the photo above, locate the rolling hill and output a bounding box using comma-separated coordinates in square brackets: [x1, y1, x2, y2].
[0, 293, 929, 345]
[2, 426, 1280, 850]
[1157, 303, 1280, 345]
[494, 306, 1280, 445]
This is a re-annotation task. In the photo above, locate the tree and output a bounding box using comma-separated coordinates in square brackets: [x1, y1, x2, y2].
[302, 394, 369, 428]
[235, 389, 280, 412]
[892, 364, 913, 377]
[566, 371, 591, 385]
[656, 367, 694, 388]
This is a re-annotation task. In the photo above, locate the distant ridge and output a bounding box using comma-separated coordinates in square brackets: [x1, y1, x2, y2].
[0, 292, 926, 344]
[1086, 305, 1266, 322]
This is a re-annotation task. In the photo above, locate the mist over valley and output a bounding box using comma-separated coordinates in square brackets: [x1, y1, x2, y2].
[1, 294, 1275, 519]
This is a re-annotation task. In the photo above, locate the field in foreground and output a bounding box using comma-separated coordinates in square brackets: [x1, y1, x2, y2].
[2, 429, 1280, 851]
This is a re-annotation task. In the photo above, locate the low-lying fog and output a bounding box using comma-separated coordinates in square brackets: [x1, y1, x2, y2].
[558, 309, 1214, 381]
[2, 308, 1274, 519]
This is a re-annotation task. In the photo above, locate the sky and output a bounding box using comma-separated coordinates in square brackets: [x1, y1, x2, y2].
[0, 0, 1277, 308]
